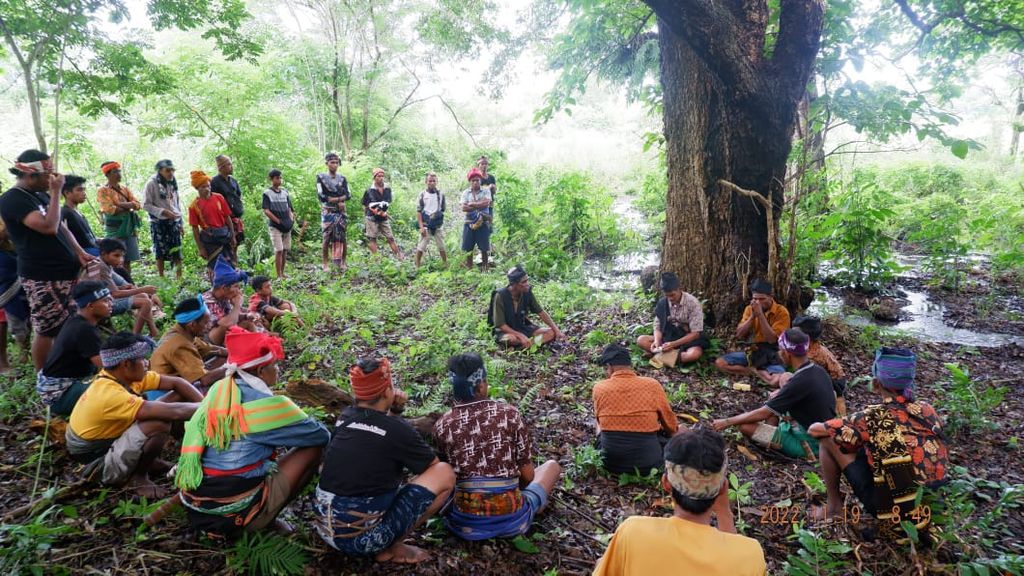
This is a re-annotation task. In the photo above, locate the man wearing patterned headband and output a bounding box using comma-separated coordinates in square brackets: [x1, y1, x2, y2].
[97, 161, 142, 275]
[36, 281, 113, 416]
[433, 353, 561, 540]
[594, 429, 766, 575]
[176, 326, 330, 537]
[151, 295, 228, 389]
[67, 332, 202, 498]
[316, 356, 455, 564]
[460, 168, 491, 269]
[808, 347, 949, 526]
[489, 265, 564, 348]
[1, 149, 94, 370]
[713, 328, 835, 460]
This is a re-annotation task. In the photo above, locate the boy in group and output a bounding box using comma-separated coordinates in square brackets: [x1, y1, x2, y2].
[60, 175, 100, 256]
[96, 238, 161, 337]
[460, 168, 491, 269]
[592, 343, 679, 474]
[415, 172, 447, 267]
[96, 161, 142, 275]
[477, 155, 496, 212]
[713, 328, 836, 461]
[248, 276, 300, 326]
[204, 257, 263, 345]
[150, 295, 229, 389]
[636, 272, 709, 368]
[316, 152, 350, 272]
[66, 332, 203, 498]
[808, 348, 949, 528]
[433, 353, 561, 540]
[36, 281, 111, 416]
[176, 326, 330, 537]
[262, 169, 295, 278]
[362, 168, 403, 260]
[489, 265, 565, 349]
[779, 315, 848, 415]
[314, 357, 455, 564]
[188, 170, 236, 269]
[714, 279, 790, 382]
[593, 429, 767, 576]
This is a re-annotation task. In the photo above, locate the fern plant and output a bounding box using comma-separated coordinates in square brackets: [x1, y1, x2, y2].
[783, 525, 854, 576]
[226, 531, 307, 576]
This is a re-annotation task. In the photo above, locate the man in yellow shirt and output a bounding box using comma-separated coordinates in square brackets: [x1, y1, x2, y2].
[67, 332, 202, 498]
[715, 279, 791, 381]
[593, 429, 766, 576]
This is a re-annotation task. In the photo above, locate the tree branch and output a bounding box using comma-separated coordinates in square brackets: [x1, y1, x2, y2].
[719, 179, 778, 290]
[770, 0, 826, 102]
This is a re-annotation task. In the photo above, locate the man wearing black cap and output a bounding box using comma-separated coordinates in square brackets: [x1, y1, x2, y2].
[489, 265, 564, 348]
[637, 272, 709, 367]
[714, 279, 790, 381]
[592, 343, 678, 474]
[594, 429, 766, 575]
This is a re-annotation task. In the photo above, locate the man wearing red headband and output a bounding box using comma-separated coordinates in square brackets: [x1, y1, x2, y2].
[97, 161, 142, 275]
[460, 167, 492, 269]
[176, 327, 329, 537]
[315, 356, 455, 564]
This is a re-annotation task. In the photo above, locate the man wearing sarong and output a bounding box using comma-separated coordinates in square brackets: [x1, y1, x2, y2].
[97, 161, 142, 275]
[188, 170, 236, 269]
[593, 429, 767, 576]
[142, 159, 183, 280]
[66, 332, 202, 498]
[316, 152, 350, 271]
[0, 149, 92, 369]
[36, 281, 112, 416]
[637, 272, 709, 368]
[713, 328, 835, 461]
[314, 357, 455, 564]
[210, 155, 245, 246]
[433, 353, 561, 540]
[362, 168, 403, 260]
[489, 265, 565, 349]
[151, 295, 228, 388]
[715, 279, 790, 381]
[808, 348, 949, 529]
[0, 214, 30, 371]
[779, 315, 848, 415]
[203, 257, 263, 345]
[176, 326, 329, 537]
[593, 343, 679, 474]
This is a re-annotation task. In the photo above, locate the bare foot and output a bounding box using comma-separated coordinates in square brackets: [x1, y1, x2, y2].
[129, 476, 169, 500]
[808, 504, 843, 523]
[374, 542, 430, 564]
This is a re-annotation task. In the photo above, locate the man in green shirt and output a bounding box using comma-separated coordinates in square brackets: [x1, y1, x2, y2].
[489, 265, 565, 349]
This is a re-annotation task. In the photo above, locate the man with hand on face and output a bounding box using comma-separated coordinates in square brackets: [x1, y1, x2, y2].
[188, 170, 236, 269]
[489, 265, 565, 349]
[0, 149, 93, 370]
[715, 279, 790, 382]
[203, 257, 263, 345]
[97, 161, 142, 275]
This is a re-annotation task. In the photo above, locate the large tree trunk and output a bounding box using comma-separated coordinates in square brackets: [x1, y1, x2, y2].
[646, 0, 824, 327]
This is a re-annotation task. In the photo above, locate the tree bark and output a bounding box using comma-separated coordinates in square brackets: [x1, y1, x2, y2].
[646, 0, 824, 326]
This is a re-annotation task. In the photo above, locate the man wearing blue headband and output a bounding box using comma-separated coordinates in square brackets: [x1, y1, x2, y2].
[35, 280, 112, 416]
[151, 294, 228, 389]
[432, 353, 561, 541]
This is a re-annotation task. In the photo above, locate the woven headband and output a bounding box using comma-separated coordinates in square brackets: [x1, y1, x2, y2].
[778, 331, 809, 356]
[100, 337, 156, 368]
[449, 366, 486, 400]
[665, 455, 728, 500]
[14, 160, 51, 174]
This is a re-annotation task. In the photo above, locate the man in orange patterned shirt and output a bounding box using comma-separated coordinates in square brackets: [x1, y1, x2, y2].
[592, 343, 679, 475]
[97, 161, 142, 275]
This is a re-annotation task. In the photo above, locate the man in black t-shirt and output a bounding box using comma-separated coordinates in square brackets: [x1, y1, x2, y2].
[712, 328, 835, 460]
[0, 149, 91, 370]
[36, 281, 112, 416]
[314, 357, 454, 564]
[61, 175, 99, 256]
[361, 168, 403, 260]
[211, 155, 245, 244]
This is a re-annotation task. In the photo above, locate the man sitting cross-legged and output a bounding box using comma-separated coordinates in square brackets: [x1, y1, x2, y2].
[489, 265, 565, 349]
[95, 238, 161, 337]
[592, 343, 678, 475]
[594, 428, 767, 576]
[714, 279, 790, 382]
[175, 326, 330, 537]
[150, 295, 228, 389]
[314, 357, 455, 564]
[433, 353, 561, 540]
[36, 281, 112, 416]
[248, 275, 300, 326]
[637, 272, 710, 368]
[66, 332, 202, 498]
[712, 328, 835, 461]
[808, 347, 949, 528]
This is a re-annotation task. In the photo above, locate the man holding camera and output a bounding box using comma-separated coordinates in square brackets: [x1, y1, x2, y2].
[362, 168, 403, 260]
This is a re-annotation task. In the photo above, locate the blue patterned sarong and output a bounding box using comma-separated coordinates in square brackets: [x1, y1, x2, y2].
[446, 477, 546, 541]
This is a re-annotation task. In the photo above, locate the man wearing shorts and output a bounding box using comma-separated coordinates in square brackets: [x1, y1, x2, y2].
[0, 149, 90, 369]
[460, 168, 491, 269]
[315, 357, 454, 564]
[489, 265, 565, 349]
[66, 332, 202, 498]
[713, 328, 835, 461]
[433, 353, 561, 540]
[715, 279, 790, 381]
[362, 168, 403, 260]
[263, 169, 295, 279]
[415, 173, 447, 267]
[97, 161, 142, 275]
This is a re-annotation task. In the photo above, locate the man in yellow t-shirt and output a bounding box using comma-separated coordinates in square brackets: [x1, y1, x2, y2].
[593, 429, 766, 576]
[715, 279, 791, 382]
[67, 332, 202, 498]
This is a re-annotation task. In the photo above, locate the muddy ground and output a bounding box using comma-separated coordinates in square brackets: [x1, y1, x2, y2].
[1, 266, 1022, 575]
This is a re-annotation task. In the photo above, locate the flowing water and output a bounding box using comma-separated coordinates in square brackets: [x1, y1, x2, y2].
[582, 196, 660, 291]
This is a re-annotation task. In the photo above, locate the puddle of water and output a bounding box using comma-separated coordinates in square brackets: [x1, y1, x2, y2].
[584, 196, 659, 291]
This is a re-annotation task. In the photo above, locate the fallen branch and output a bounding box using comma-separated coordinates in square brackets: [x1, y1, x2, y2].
[2, 478, 93, 522]
[552, 494, 616, 532]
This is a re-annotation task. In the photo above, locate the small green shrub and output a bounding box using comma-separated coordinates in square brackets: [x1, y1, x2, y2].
[783, 525, 854, 576]
[226, 531, 307, 576]
[940, 363, 1006, 436]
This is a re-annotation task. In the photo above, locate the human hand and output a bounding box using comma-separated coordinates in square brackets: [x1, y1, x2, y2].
[518, 333, 533, 348]
[419, 226, 426, 236]
[554, 328, 566, 341]
[711, 418, 730, 432]
[198, 248, 208, 259]
[77, 251, 95, 267]
[711, 478, 732, 514]
[49, 173, 65, 196]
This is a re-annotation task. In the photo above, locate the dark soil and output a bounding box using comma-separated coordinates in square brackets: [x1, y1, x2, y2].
[2, 268, 1023, 575]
